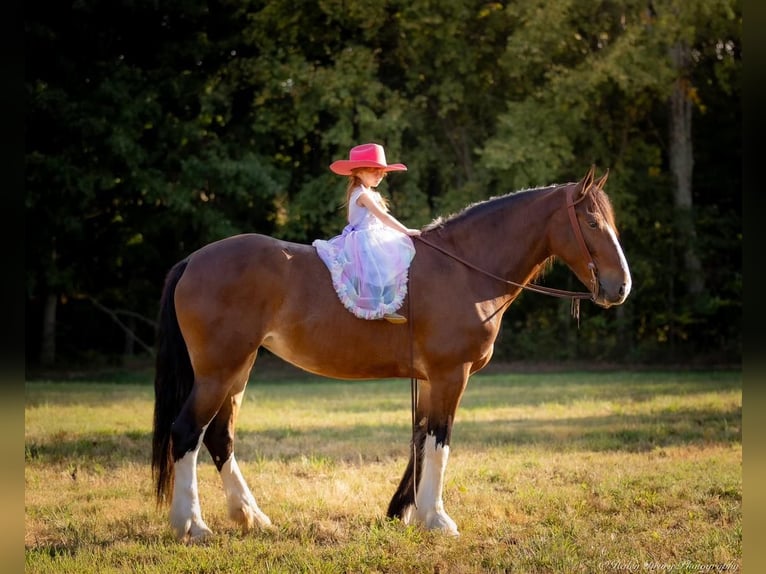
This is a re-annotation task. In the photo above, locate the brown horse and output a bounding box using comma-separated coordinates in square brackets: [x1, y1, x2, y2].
[152, 166, 631, 542]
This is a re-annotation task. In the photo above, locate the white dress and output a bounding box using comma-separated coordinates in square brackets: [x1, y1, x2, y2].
[313, 187, 416, 319]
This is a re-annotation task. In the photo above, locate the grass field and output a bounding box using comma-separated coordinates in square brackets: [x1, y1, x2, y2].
[25, 368, 741, 573]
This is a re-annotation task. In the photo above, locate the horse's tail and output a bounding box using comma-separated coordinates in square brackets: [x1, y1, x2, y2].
[151, 259, 194, 507]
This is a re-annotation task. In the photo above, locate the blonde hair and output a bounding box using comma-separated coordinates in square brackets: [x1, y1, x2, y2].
[344, 168, 389, 212]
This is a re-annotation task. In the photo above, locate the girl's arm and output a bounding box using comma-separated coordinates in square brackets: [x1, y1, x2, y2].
[357, 192, 421, 236]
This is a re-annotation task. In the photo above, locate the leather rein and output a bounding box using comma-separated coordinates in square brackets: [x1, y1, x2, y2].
[414, 185, 599, 308]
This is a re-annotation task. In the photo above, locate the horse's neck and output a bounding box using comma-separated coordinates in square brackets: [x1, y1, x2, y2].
[438, 187, 559, 286]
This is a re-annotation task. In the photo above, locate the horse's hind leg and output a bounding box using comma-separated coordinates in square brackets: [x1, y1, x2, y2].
[387, 381, 427, 522]
[203, 385, 272, 532]
[387, 422, 427, 521]
[168, 378, 230, 542]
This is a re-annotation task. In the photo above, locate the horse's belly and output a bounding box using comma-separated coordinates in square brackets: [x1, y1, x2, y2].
[262, 333, 405, 381]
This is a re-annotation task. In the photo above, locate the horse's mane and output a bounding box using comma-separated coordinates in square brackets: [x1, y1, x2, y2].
[422, 184, 556, 232]
[422, 181, 617, 234]
[419, 181, 618, 286]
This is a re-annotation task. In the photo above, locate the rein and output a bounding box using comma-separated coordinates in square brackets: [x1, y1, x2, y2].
[413, 186, 598, 314]
[407, 299, 419, 510]
[415, 235, 594, 301]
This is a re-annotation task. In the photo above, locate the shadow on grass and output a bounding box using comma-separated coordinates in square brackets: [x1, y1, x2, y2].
[25, 429, 150, 467]
[25, 403, 741, 468]
[459, 370, 741, 408]
[233, 404, 742, 458]
[454, 405, 742, 452]
[26, 368, 741, 407]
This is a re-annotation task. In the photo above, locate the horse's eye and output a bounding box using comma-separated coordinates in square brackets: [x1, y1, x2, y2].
[588, 220, 598, 229]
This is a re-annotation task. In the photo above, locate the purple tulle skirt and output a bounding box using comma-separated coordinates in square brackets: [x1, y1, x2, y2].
[313, 222, 416, 320]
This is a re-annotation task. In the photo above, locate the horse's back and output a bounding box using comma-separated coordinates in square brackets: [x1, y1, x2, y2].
[173, 234, 328, 366]
[190, 233, 312, 266]
[180, 233, 329, 304]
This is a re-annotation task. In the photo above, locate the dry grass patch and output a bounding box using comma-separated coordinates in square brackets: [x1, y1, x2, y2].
[26, 370, 741, 573]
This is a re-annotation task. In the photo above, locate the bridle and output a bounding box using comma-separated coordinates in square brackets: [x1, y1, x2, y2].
[414, 184, 600, 306]
[565, 185, 599, 298]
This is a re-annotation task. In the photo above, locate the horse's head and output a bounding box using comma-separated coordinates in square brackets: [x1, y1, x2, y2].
[554, 166, 632, 308]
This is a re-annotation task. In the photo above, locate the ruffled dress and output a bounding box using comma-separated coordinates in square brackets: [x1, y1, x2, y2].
[313, 187, 416, 320]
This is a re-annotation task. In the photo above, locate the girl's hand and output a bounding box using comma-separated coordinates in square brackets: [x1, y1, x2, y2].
[406, 229, 422, 236]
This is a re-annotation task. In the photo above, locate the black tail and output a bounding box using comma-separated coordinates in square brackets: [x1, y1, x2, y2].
[151, 259, 194, 507]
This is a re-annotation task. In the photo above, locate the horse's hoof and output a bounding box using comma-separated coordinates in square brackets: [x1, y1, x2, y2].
[171, 515, 214, 543]
[230, 504, 273, 531]
[187, 525, 214, 544]
[424, 511, 460, 536]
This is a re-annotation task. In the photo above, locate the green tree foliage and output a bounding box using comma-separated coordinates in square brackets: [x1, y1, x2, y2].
[25, 0, 741, 367]
[26, 0, 285, 362]
[479, 0, 741, 363]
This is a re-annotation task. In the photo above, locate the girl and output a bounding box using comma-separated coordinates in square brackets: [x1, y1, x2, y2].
[313, 143, 421, 324]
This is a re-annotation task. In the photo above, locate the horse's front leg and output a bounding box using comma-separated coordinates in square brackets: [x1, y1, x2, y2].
[203, 385, 272, 532]
[413, 419, 459, 535]
[388, 376, 465, 536]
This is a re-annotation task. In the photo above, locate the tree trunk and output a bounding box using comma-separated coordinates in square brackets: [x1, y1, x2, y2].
[40, 292, 57, 366]
[668, 41, 705, 297]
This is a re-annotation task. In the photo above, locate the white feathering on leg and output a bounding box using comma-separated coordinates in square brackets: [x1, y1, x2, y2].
[413, 434, 459, 535]
[220, 454, 272, 530]
[169, 427, 213, 542]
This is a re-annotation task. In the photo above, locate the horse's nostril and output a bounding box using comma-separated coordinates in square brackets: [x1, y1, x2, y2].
[619, 284, 625, 297]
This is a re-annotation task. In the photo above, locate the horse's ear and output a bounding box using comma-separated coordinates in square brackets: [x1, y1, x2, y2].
[594, 168, 609, 189]
[575, 165, 596, 200]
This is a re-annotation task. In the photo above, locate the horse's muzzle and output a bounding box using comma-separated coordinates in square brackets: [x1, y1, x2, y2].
[594, 275, 631, 308]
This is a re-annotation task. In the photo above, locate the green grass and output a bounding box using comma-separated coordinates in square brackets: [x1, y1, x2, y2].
[25, 370, 741, 573]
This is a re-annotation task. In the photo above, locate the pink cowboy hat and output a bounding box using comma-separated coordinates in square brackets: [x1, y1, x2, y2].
[329, 143, 408, 176]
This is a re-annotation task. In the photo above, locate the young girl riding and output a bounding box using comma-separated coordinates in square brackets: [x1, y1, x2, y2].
[313, 143, 421, 324]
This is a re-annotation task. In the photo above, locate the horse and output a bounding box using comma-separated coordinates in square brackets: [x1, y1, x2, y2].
[151, 166, 631, 542]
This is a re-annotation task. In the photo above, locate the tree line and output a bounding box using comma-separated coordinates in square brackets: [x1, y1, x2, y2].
[25, 0, 742, 369]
